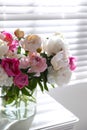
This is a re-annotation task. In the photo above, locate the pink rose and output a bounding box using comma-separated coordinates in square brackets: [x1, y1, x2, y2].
[1, 58, 20, 76]
[69, 57, 76, 71]
[28, 53, 47, 75]
[2, 31, 13, 45]
[13, 72, 29, 89]
[9, 40, 19, 52]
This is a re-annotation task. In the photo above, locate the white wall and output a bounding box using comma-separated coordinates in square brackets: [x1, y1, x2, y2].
[48, 83, 87, 130]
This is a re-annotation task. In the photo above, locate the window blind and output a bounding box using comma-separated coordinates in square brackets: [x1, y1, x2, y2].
[0, 0, 87, 86]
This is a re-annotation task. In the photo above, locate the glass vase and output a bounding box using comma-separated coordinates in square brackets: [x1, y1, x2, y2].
[0, 87, 36, 120]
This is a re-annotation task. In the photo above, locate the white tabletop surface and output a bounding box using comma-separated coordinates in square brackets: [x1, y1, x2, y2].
[0, 92, 79, 130]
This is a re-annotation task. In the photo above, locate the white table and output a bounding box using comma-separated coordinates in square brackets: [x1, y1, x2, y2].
[0, 92, 79, 130]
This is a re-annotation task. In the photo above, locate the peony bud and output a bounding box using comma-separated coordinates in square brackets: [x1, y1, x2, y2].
[14, 29, 24, 39]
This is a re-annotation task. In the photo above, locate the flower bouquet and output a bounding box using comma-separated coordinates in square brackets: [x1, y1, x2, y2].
[0, 29, 76, 120]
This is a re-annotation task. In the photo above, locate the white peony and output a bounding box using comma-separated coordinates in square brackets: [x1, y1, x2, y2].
[51, 51, 69, 71]
[0, 66, 13, 86]
[4, 77, 13, 87]
[43, 33, 69, 56]
[0, 39, 9, 58]
[0, 33, 5, 40]
[47, 66, 72, 87]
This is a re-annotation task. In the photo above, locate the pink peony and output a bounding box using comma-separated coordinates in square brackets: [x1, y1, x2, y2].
[19, 56, 30, 69]
[2, 31, 13, 45]
[8, 40, 19, 52]
[1, 58, 20, 76]
[69, 57, 76, 71]
[13, 72, 29, 89]
[21, 34, 41, 52]
[28, 53, 47, 75]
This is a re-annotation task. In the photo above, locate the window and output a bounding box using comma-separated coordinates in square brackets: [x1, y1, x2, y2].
[0, 0, 87, 85]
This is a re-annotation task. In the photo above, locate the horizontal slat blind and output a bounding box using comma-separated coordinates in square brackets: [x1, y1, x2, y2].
[0, 0, 87, 85]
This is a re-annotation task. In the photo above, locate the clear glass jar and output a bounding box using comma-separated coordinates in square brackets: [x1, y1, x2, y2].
[0, 87, 36, 120]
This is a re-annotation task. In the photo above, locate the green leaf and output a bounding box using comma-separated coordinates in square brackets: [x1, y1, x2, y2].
[44, 82, 49, 91]
[3, 97, 13, 105]
[3, 86, 20, 104]
[17, 46, 21, 54]
[37, 81, 44, 92]
[21, 88, 31, 96]
[40, 71, 49, 91]
[25, 51, 29, 56]
[27, 78, 37, 91]
[6, 86, 15, 97]
[13, 86, 19, 97]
